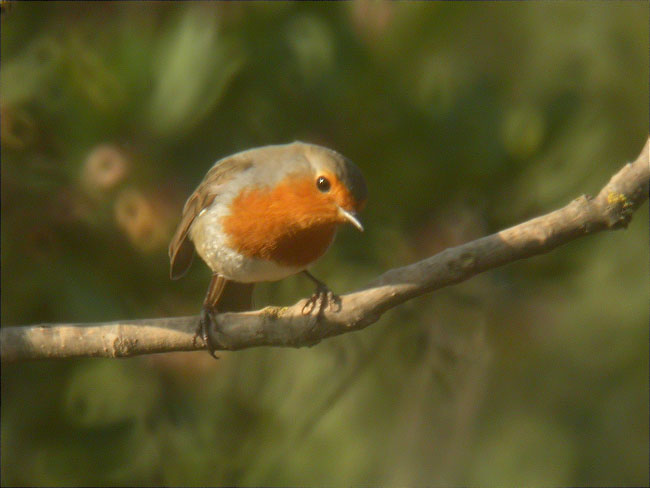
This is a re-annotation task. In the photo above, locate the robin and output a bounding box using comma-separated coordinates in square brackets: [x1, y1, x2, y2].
[169, 141, 368, 356]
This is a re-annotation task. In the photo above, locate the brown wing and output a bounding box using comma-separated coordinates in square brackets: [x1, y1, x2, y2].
[169, 155, 254, 279]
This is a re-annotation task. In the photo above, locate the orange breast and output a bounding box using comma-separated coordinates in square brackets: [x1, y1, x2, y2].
[223, 176, 340, 268]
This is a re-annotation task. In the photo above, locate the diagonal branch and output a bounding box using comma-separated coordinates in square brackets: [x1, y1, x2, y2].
[2, 137, 648, 362]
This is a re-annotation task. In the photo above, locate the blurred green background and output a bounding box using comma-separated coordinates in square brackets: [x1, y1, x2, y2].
[1, 1, 648, 486]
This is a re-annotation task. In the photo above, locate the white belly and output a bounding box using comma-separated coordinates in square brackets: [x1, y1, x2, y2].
[189, 203, 305, 282]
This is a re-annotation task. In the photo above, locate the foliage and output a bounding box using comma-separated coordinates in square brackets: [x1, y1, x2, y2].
[1, 2, 648, 486]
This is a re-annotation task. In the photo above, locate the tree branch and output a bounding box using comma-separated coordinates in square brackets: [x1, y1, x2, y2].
[2, 137, 648, 362]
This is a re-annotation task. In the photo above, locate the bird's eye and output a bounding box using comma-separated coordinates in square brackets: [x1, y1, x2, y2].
[316, 176, 331, 192]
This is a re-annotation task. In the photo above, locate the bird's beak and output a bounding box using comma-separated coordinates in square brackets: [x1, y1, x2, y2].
[338, 207, 364, 232]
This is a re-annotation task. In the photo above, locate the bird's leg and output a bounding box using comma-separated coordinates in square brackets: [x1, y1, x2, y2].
[302, 270, 342, 315]
[193, 275, 227, 359]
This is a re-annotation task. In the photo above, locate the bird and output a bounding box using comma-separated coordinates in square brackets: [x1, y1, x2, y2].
[169, 141, 368, 356]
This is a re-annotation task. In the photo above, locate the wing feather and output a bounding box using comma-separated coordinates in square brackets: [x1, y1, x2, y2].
[168, 155, 253, 279]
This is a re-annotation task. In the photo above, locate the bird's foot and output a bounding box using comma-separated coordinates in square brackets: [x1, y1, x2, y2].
[302, 280, 342, 316]
[193, 307, 220, 359]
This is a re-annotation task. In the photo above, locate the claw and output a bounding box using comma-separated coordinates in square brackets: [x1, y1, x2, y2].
[195, 307, 220, 359]
[301, 282, 341, 316]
